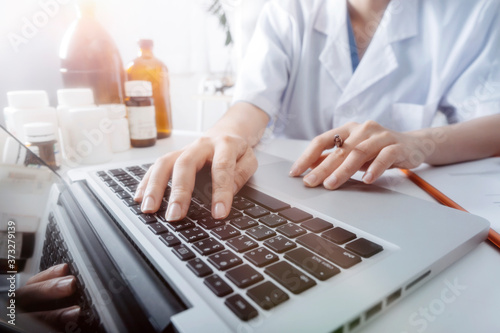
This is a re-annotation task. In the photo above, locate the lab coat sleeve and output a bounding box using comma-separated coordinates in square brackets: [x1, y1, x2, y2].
[439, 1, 500, 123]
[232, 2, 298, 121]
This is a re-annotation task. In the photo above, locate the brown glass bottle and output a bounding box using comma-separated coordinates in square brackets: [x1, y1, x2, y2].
[59, 0, 125, 104]
[125, 81, 157, 148]
[126, 39, 172, 138]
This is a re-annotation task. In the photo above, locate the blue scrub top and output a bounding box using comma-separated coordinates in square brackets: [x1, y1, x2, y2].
[346, 13, 359, 72]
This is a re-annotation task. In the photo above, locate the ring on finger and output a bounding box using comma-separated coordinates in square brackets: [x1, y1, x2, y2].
[333, 134, 343, 148]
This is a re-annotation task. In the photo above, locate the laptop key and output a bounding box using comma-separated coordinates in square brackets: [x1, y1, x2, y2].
[259, 214, 287, 228]
[198, 217, 225, 230]
[148, 222, 169, 235]
[108, 168, 127, 176]
[322, 227, 356, 245]
[263, 236, 296, 253]
[139, 214, 157, 224]
[284, 247, 340, 281]
[227, 235, 258, 253]
[278, 207, 313, 223]
[116, 191, 131, 200]
[172, 244, 196, 261]
[345, 238, 383, 258]
[264, 261, 316, 294]
[247, 281, 289, 310]
[297, 233, 361, 269]
[192, 238, 224, 256]
[204, 275, 233, 297]
[186, 258, 213, 277]
[246, 225, 276, 241]
[230, 216, 259, 230]
[225, 264, 264, 288]
[130, 206, 143, 215]
[226, 208, 243, 219]
[244, 205, 271, 219]
[167, 219, 195, 231]
[123, 198, 139, 207]
[301, 218, 333, 233]
[211, 225, 241, 240]
[239, 186, 290, 212]
[225, 294, 258, 321]
[208, 250, 243, 271]
[276, 224, 307, 238]
[178, 227, 209, 243]
[159, 233, 181, 247]
[244, 247, 279, 267]
[232, 196, 255, 210]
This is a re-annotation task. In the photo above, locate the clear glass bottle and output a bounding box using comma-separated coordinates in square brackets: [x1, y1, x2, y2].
[59, 0, 125, 105]
[126, 39, 172, 139]
[125, 81, 157, 148]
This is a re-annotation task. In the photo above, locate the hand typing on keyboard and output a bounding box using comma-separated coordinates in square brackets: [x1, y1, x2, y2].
[134, 103, 268, 222]
[17, 263, 80, 330]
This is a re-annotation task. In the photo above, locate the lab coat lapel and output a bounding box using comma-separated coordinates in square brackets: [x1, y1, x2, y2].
[315, 0, 353, 92]
[337, 0, 419, 108]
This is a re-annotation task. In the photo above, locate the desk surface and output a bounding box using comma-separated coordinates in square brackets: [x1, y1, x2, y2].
[85, 131, 500, 333]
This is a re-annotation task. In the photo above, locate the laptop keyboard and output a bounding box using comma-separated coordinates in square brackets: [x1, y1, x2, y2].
[97, 165, 384, 322]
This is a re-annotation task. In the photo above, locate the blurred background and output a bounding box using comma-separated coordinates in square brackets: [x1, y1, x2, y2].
[0, 0, 267, 131]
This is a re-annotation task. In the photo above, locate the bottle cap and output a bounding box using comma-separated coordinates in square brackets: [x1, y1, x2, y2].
[7, 91, 49, 108]
[139, 39, 154, 49]
[24, 123, 57, 142]
[125, 81, 153, 97]
[100, 104, 126, 119]
[57, 88, 95, 107]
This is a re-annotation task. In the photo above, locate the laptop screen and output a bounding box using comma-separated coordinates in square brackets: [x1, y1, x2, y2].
[0, 125, 63, 274]
[0, 125, 187, 332]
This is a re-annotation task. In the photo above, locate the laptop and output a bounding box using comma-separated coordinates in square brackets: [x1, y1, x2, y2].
[0, 124, 490, 333]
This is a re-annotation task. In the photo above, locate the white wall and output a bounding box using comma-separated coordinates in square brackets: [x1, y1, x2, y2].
[0, 0, 252, 131]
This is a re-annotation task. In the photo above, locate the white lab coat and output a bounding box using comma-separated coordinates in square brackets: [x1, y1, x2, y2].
[232, 0, 500, 139]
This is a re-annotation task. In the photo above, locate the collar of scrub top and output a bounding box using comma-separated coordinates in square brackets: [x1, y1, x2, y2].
[313, 0, 418, 107]
[346, 10, 360, 72]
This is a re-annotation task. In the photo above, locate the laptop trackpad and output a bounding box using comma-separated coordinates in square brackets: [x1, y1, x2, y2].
[249, 161, 364, 200]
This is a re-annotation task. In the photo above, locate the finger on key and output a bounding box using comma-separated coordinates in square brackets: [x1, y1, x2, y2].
[141, 153, 178, 213]
[210, 138, 247, 219]
[134, 164, 154, 202]
[167, 147, 212, 221]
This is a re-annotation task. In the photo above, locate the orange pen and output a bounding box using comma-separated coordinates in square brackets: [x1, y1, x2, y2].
[400, 169, 500, 249]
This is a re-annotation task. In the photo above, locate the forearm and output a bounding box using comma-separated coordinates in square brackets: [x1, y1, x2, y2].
[205, 102, 270, 147]
[413, 114, 500, 165]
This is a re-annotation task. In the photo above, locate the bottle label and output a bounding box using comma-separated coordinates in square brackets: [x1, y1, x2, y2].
[127, 106, 157, 140]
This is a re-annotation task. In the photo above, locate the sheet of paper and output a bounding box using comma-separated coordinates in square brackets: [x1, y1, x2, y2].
[414, 157, 500, 230]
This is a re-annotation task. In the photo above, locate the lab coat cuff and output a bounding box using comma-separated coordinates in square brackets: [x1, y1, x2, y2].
[231, 94, 279, 120]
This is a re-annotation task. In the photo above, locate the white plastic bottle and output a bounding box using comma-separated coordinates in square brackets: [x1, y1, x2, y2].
[57, 88, 96, 161]
[4, 91, 58, 142]
[100, 104, 130, 152]
[66, 107, 113, 165]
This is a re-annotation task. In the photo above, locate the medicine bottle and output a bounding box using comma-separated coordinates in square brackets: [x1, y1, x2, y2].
[100, 104, 130, 152]
[125, 81, 157, 148]
[24, 123, 61, 170]
[4, 90, 58, 143]
[56, 88, 96, 160]
[2, 137, 42, 168]
[59, 0, 125, 104]
[68, 107, 113, 165]
[126, 39, 173, 138]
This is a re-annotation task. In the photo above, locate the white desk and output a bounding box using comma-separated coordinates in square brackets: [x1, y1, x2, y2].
[82, 131, 500, 333]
